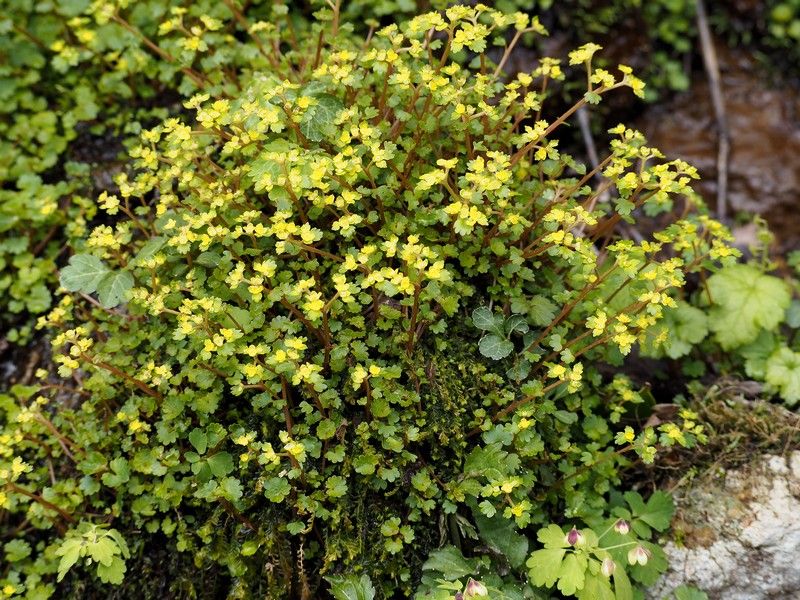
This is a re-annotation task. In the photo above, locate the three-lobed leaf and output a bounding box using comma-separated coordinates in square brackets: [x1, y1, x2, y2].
[536, 524, 569, 549]
[624, 491, 674, 535]
[577, 574, 615, 600]
[96, 556, 126, 585]
[86, 536, 118, 566]
[556, 552, 586, 595]
[526, 547, 566, 588]
[55, 538, 84, 582]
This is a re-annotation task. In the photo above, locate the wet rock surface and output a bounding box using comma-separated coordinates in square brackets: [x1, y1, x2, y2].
[649, 452, 800, 600]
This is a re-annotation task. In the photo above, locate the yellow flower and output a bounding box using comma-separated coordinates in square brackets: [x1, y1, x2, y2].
[128, 419, 150, 434]
[568, 42, 602, 65]
[426, 260, 448, 280]
[253, 259, 277, 278]
[242, 363, 264, 379]
[351, 365, 368, 389]
[284, 439, 306, 463]
[586, 311, 607, 337]
[303, 292, 325, 317]
[621, 426, 636, 443]
[416, 168, 447, 191]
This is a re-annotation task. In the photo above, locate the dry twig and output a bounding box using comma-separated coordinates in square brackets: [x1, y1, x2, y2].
[695, 0, 730, 221]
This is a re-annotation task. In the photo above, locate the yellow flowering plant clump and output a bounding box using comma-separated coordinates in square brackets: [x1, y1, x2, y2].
[0, 0, 326, 342]
[1, 4, 734, 599]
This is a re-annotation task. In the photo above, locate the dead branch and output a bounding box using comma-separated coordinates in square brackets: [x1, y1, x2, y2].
[695, 0, 730, 221]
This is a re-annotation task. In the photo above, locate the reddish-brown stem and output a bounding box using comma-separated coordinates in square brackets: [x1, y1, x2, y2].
[406, 285, 421, 355]
[83, 354, 163, 399]
[7, 483, 75, 526]
[468, 379, 565, 437]
[219, 497, 257, 531]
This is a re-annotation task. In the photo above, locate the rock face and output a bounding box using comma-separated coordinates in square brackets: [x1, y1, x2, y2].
[649, 452, 800, 599]
[638, 44, 800, 254]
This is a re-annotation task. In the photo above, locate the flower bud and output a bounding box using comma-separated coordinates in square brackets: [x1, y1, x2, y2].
[454, 593, 464, 600]
[464, 578, 488, 598]
[565, 526, 584, 546]
[614, 519, 630, 535]
[601, 557, 616, 577]
[627, 544, 651, 566]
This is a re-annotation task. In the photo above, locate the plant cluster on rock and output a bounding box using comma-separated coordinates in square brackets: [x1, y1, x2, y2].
[0, 2, 785, 600]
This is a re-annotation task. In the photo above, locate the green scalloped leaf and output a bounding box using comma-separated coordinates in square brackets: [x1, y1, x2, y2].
[707, 265, 790, 349]
[59, 254, 109, 294]
[96, 270, 134, 308]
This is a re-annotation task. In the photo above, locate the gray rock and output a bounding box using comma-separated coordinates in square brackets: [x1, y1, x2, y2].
[649, 452, 800, 600]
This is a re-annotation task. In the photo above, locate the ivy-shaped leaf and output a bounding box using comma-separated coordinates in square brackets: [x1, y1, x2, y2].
[59, 254, 109, 293]
[472, 306, 503, 334]
[473, 508, 529, 568]
[504, 314, 529, 335]
[479, 334, 514, 360]
[300, 94, 343, 142]
[421, 546, 481, 581]
[96, 270, 134, 308]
